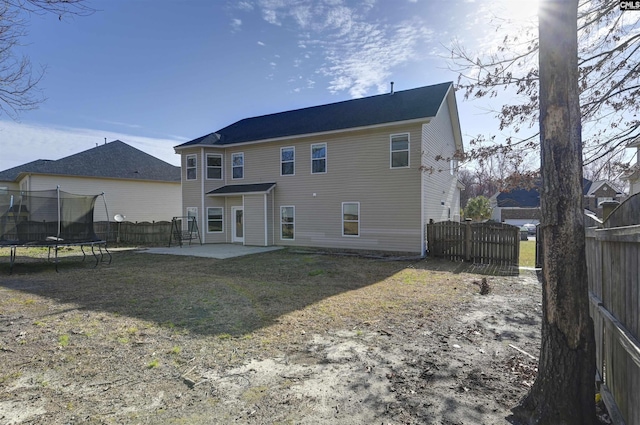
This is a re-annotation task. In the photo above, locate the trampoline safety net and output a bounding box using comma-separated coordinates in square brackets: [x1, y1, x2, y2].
[0, 189, 102, 245]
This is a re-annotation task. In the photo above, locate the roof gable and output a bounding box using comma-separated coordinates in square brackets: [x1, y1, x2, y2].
[176, 82, 453, 148]
[0, 140, 180, 183]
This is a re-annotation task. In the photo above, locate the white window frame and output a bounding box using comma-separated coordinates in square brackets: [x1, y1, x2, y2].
[206, 207, 224, 233]
[280, 147, 295, 176]
[311, 143, 327, 174]
[342, 202, 360, 237]
[186, 154, 197, 181]
[232, 152, 244, 180]
[390, 133, 410, 168]
[186, 207, 198, 234]
[206, 153, 223, 180]
[280, 205, 295, 240]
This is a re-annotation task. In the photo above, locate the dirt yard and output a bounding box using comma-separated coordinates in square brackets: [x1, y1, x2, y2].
[0, 247, 544, 424]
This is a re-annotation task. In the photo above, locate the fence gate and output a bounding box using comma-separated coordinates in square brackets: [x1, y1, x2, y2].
[426, 220, 520, 266]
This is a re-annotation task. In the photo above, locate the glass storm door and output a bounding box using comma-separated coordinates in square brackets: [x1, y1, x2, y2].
[232, 206, 244, 243]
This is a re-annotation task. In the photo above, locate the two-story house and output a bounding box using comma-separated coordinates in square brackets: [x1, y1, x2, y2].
[174, 82, 464, 255]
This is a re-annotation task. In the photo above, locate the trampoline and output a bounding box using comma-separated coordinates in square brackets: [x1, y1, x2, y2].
[0, 188, 111, 273]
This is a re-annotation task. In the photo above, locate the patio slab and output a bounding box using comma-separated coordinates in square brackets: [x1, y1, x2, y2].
[136, 244, 283, 259]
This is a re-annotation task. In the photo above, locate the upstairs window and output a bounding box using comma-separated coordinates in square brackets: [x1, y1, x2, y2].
[390, 134, 409, 168]
[232, 152, 244, 179]
[311, 143, 327, 174]
[342, 202, 360, 237]
[206, 154, 222, 180]
[281, 147, 295, 176]
[186, 154, 197, 180]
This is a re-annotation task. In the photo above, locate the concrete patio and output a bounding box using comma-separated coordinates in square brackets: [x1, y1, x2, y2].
[136, 244, 283, 259]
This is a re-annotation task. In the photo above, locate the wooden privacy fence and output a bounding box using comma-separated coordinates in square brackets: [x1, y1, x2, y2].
[94, 221, 172, 245]
[586, 193, 640, 425]
[426, 220, 520, 266]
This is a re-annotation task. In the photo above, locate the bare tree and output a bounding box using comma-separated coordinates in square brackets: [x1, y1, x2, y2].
[450, 0, 640, 169]
[0, 0, 93, 119]
[510, 1, 596, 424]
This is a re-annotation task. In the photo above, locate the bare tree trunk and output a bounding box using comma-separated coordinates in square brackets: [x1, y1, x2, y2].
[510, 1, 596, 424]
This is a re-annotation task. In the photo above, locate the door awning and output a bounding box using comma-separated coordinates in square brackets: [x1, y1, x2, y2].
[206, 182, 276, 197]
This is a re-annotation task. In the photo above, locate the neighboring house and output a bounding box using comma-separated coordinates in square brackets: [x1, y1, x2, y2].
[0, 140, 181, 222]
[582, 179, 626, 213]
[490, 178, 625, 225]
[174, 82, 464, 255]
[623, 137, 640, 195]
[489, 187, 540, 227]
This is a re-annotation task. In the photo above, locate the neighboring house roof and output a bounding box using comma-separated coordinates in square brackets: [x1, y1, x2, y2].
[0, 140, 180, 183]
[206, 182, 276, 196]
[583, 180, 624, 197]
[496, 188, 540, 208]
[175, 82, 455, 149]
[493, 178, 621, 208]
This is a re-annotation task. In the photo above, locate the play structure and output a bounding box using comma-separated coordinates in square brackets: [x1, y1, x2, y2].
[0, 188, 111, 272]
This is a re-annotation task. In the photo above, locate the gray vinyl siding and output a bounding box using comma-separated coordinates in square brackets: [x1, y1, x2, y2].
[178, 99, 461, 254]
[422, 97, 460, 225]
[180, 148, 203, 227]
[266, 192, 274, 246]
[237, 125, 423, 253]
[244, 195, 266, 246]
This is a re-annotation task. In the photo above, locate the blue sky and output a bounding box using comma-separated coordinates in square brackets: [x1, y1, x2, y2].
[0, 0, 539, 170]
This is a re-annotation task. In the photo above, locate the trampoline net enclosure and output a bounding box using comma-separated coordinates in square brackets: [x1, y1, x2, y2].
[0, 189, 104, 246]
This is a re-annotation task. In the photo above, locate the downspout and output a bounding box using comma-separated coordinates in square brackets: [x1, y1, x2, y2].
[420, 125, 426, 257]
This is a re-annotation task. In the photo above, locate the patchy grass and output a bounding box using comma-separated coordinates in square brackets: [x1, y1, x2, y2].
[520, 240, 537, 267]
[0, 248, 501, 423]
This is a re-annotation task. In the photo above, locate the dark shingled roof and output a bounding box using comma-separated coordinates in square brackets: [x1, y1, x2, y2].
[497, 178, 595, 207]
[0, 140, 180, 182]
[176, 82, 453, 148]
[496, 188, 540, 208]
[206, 183, 276, 196]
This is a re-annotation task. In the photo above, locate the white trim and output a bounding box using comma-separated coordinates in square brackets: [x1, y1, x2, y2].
[263, 194, 268, 246]
[186, 154, 197, 181]
[205, 153, 223, 180]
[186, 206, 198, 234]
[231, 152, 244, 180]
[311, 143, 327, 174]
[341, 202, 360, 237]
[173, 117, 432, 152]
[390, 133, 410, 169]
[280, 146, 295, 176]
[280, 205, 295, 241]
[206, 206, 224, 233]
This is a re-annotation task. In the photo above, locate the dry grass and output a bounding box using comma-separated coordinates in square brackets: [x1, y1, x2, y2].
[0, 248, 476, 365]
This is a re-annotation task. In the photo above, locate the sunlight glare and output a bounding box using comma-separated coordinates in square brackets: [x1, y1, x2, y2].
[500, 0, 539, 22]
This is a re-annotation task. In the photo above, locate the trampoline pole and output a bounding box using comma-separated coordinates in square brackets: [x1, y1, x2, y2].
[101, 192, 110, 246]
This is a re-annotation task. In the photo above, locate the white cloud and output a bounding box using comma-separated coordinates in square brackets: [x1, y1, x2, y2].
[257, 41, 266, 46]
[231, 18, 242, 31]
[253, 0, 433, 98]
[0, 120, 183, 171]
[236, 1, 254, 11]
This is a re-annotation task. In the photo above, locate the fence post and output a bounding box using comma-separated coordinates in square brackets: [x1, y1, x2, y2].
[465, 220, 472, 262]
